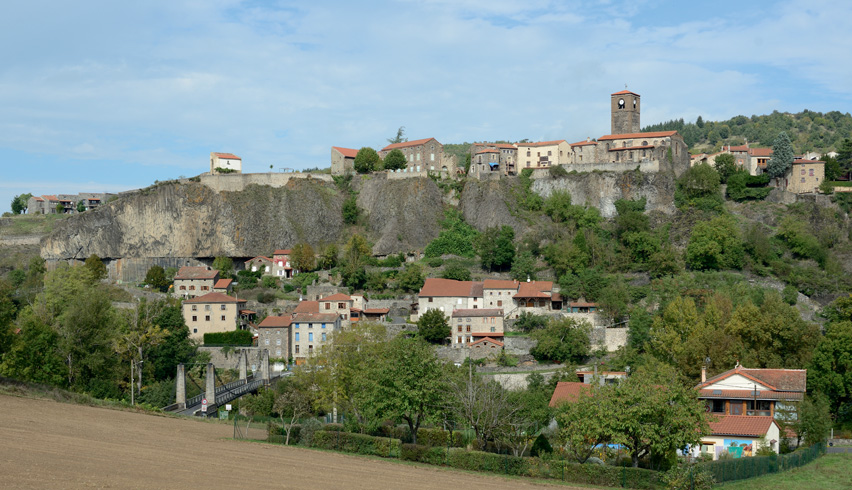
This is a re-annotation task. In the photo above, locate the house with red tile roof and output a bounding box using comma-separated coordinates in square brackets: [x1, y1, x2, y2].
[450, 308, 504, 347]
[417, 278, 559, 321]
[210, 152, 242, 174]
[516, 140, 571, 171]
[245, 256, 273, 275]
[331, 146, 359, 175]
[272, 249, 294, 278]
[257, 314, 293, 360]
[290, 312, 341, 364]
[696, 364, 806, 425]
[691, 415, 781, 460]
[378, 137, 457, 175]
[213, 278, 233, 294]
[182, 292, 248, 341]
[549, 381, 593, 407]
[469, 142, 518, 176]
[173, 266, 220, 298]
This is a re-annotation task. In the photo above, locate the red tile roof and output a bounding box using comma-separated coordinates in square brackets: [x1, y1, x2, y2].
[476, 148, 500, 154]
[419, 278, 478, 298]
[381, 138, 437, 151]
[174, 266, 219, 280]
[332, 146, 359, 158]
[470, 337, 504, 348]
[749, 148, 773, 157]
[292, 312, 340, 323]
[570, 140, 597, 147]
[514, 281, 553, 299]
[451, 308, 504, 317]
[213, 278, 233, 289]
[363, 308, 390, 315]
[183, 292, 246, 304]
[728, 145, 749, 152]
[568, 301, 597, 308]
[709, 415, 777, 437]
[321, 293, 352, 302]
[793, 159, 824, 164]
[549, 382, 592, 407]
[293, 301, 319, 313]
[598, 131, 677, 141]
[697, 366, 807, 393]
[482, 279, 518, 289]
[273, 249, 292, 256]
[612, 90, 640, 96]
[258, 315, 293, 328]
[494, 143, 517, 149]
[516, 140, 567, 147]
[698, 389, 803, 401]
[42, 195, 58, 201]
[213, 152, 241, 160]
[247, 256, 272, 263]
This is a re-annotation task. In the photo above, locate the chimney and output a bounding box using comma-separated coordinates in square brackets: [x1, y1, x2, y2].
[701, 366, 706, 383]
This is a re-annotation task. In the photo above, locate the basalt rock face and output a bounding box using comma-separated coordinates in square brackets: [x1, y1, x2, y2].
[40, 179, 346, 262]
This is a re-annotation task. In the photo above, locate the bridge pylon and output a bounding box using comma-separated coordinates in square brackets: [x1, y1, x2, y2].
[239, 351, 247, 381]
[205, 363, 216, 407]
[261, 349, 270, 384]
[176, 364, 186, 409]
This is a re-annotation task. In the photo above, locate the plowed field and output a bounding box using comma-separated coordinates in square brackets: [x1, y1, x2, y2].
[0, 395, 574, 489]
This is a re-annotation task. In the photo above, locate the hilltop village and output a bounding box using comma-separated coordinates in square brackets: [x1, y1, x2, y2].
[3, 88, 852, 483]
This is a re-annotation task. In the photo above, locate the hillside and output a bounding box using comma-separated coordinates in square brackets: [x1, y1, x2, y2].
[643, 109, 852, 154]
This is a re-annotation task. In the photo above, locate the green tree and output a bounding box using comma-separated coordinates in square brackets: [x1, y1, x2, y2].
[510, 250, 537, 281]
[789, 394, 832, 446]
[84, 254, 107, 282]
[342, 195, 359, 224]
[440, 262, 470, 281]
[674, 163, 723, 211]
[55, 202, 64, 214]
[476, 225, 515, 272]
[344, 234, 371, 265]
[144, 265, 169, 291]
[76, 201, 86, 213]
[809, 321, 852, 418]
[530, 317, 591, 363]
[212, 256, 234, 279]
[383, 148, 407, 171]
[686, 215, 745, 270]
[767, 131, 794, 178]
[424, 210, 479, 258]
[0, 279, 18, 358]
[290, 243, 316, 273]
[361, 336, 445, 444]
[317, 244, 339, 270]
[396, 263, 424, 293]
[387, 126, 407, 145]
[354, 147, 380, 174]
[555, 384, 613, 463]
[714, 153, 737, 183]
[822, 154, 841, 182]
[837, 138, 852, 179]
[0, 308, 67, 385]
[146, 301, 195, 381]
[417, 309, 450, 344]
[113, 300, 169, 404]
[10, 193, 32, 214]
[514, 312, 548, 333]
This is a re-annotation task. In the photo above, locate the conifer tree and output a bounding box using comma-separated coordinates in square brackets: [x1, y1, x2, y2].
[767, 131, 794, 178]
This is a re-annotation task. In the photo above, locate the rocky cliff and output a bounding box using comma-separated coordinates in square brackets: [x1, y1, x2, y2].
[41, 170, 678, 280]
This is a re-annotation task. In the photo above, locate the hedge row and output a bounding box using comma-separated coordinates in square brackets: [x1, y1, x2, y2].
[402, 447, 660, 489]
[416, 428, 465, 448]
[312, 430, 401, 458]
[203, 330, 253, 345]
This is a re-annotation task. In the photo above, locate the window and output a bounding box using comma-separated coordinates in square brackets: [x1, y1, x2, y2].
[220, 315, 225, 321]
[180, 286, 186, 290]
[295, 323, 300, 329]
[467, 318, 471, 322]
[295, 345, 300, 354]
[205, 315, 210, 321]
[265, 339, 270, 345]
[220, 305, 226, 311]
[457, 336, 462, 343]
[526, 151, 531, 157]
[428, 297, 433, 302]
[192, 305, 197, 311]
[457, 326, 462, 332]
[276, 349, 281, 356]
[321, 323, 326, 329]
[308, 345, 313, 353]
[801, 178, 806, 183]
[276, 339, 281, 346]
[193, 328, 197, 333]
[190, 285, 195, 290]
[325, 303, 330, 310]
[801, 169, 806, 175]
[338, 303, 345, 309]
[457, 299, 462, 305]
[192, 315, 197, 322]
[295, 333, 300, 341]
[730, 402, 743, 415]
[430, 153, 435, 161]
[466, 326, 471, 332]
[204, 305, 210, 311]
[201, 286, 208, 291]
[322, 333, 327, 342]
[457, 318, 462, 323]
[548, 151, 552, 156]
[497, 300, 502, 307]
[809, 168, 814, 176]
[416, 153, 420, 161]
[309, 332, 313, 342]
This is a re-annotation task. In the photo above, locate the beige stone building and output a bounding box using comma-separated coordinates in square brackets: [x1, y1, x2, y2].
[173, 266, 219, 299]
[450, 308, 504, 347]
[330, 146, 358, 176]
[210, 152, 242, 174]
[379, 137, 457, 174]
[516, 140, 571, 170]
[469, 143, 518, 176]
[182, 292, 247, 341]
[290, 312, 341, 364]
[782, 159, 824, 194]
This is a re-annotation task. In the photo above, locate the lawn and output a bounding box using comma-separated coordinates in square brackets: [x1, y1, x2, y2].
[0, 213, 68, 236]
[719, 453, 852, 489]
[829, 180, 852, 187]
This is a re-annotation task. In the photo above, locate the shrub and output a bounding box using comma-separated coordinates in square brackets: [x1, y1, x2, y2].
[256, 291, 276, 303]
[342, 195, 359, 224]
[415, 428, 464, 448]
[441, 262, 471, 281]
[261, 276, 278, 289]
[401, 444, 447, 464]
[549, 165, 568, 178]
[312, 430, 401, 458]
[530, 434, 552, 457]
[424, 210, 479, 258]
[203, 330, 253, 345]
[662, 464, 715, 490]
[426, 257, 444, 267]
[782, 284, 798, 305]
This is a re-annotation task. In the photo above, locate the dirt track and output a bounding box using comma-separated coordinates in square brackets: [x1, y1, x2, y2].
[0, 395, 573, 489]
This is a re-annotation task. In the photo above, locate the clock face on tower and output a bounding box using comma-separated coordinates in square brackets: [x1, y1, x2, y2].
[618, 98, 625, 109]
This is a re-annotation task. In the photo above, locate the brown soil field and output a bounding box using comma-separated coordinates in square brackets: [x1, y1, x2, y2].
[0, 394, 583, 489]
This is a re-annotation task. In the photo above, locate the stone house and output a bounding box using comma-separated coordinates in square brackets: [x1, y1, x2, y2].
[272, 249, 293, 278]
[182, 292, 248, 341]
[568, 139, 597, 164]
[781, 159, 824, 194]
[516, 140, 571, 171]
[330, 146, 358, 176]
[210, 152, 242, 174]
[27, 195, 60, 214]
[595, 130, 688, 168]
[290, 312, 341, 364]
[450, 308, 504, 347]
[245, 256, 272, 274]
[213, 278, 233, 294]
[319, 293, 353, 327]
[257, 314, 293, 360]
[27, 192, 115, 214]
[416, 278, 558, 321]
[379, 137, 456, 174]
[469, 143, 518, 177]
[416, 278, 485, 320]
[468, 337, 504, 353]
[173, 266, 219, 299]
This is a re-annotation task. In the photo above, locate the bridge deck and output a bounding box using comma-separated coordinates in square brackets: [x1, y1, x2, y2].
[164, 371, 289, 417]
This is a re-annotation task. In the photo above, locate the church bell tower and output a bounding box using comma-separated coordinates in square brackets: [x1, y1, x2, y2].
[611, 89, 640, 135]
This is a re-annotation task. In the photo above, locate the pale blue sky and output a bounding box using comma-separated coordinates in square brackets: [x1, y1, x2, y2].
[2, 0, 851, 212]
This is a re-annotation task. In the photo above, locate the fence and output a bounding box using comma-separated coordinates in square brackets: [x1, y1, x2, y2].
[697, 443, 825, 484]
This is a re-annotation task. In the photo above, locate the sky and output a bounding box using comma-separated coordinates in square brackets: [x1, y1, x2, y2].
[2, 0, 851, 213]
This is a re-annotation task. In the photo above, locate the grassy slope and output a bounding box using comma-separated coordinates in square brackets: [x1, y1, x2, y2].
[720, 454, 852, 489]
[0, 213, 68, 236]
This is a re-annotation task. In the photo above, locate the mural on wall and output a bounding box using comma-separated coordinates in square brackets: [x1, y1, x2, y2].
[721, 439, 754, 458]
